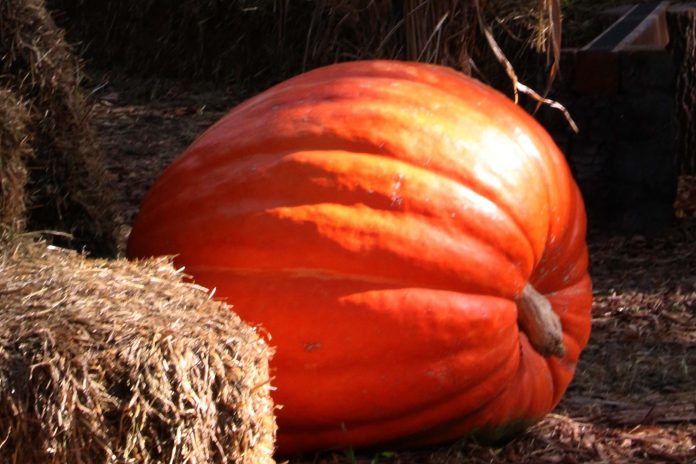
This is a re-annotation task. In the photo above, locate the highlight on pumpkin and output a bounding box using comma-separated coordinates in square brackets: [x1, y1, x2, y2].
[127, 60, 592, 454]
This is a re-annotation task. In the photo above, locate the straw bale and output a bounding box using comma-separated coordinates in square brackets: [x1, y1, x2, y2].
[0, 236, 276, 464]
[0, 89, 32, 233]
[0, 0, 122, 255]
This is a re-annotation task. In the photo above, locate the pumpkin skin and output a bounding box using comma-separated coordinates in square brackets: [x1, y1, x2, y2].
[127, 60, 592, 454]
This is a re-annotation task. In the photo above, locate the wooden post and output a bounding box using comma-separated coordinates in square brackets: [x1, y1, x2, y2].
[667, 7, 696, 175]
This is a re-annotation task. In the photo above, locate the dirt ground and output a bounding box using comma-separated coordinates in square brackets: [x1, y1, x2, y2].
[91, 73, 696, 464]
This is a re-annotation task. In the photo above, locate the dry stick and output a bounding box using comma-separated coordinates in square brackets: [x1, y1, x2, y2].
[416, 12, 449, 62]
[534, 0, 562, 113]
[473, 0, 578, 133]
[404, 0, 437, 61]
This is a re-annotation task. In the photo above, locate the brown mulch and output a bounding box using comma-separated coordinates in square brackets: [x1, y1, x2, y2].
[91, 76, 696, 464]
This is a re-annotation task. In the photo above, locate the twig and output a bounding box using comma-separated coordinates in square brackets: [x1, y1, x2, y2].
[473, 0, 578, 133]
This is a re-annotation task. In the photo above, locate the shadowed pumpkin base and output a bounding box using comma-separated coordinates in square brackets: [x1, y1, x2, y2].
[467, 418, 538, 447]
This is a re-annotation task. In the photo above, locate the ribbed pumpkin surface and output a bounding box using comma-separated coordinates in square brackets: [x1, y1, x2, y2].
[127, 60, 592, 454]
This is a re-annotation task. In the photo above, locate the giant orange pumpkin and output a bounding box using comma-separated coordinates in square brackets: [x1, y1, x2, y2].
[127, 60, 592, 454]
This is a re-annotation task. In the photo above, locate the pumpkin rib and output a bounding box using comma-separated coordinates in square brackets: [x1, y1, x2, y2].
[275, 333, 557, 452]
[143, 140, 541, 266]
[531, 189, 589, 293]
[411, 335, 560, 446]
[188, 266, 408, 286]
[261, 61, 569, 262]
[165, 203, 528, 298]
[425, 340, 550, 444]
[274, 322, 521, 414]
[132, 214, 528, 299]
[187, 264, 511, 295]
[139, 149, 533, 273]
[192, 276, 523, 380]
[275, 336, 522, 447]
[133, 149, 537, 283]
[194, 273, 527, 436]
[152, 76, 551, 261]
[548, 274, 593, 350]
[191, 266, 584, 419]
[232, 60, 571, 263]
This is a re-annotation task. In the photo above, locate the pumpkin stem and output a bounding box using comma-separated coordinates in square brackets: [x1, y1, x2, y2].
[515, 283, 566, 358]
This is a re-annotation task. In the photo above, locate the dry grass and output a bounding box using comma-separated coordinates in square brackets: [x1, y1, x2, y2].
[0, 88, 32, 233]
[47, 0, 581, 128]
[47, 1, 480, 90]
[46, 0, 575, 126]
[0, 0, 122, 255]
[0, 234, 276, 463]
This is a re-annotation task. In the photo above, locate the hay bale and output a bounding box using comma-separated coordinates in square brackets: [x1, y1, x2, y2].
[0, 89, 32, 233]
[0, 0, 122, 255]
[0, 236, 276, 463]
